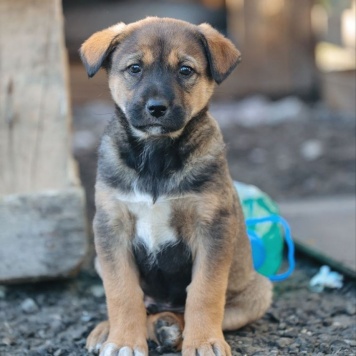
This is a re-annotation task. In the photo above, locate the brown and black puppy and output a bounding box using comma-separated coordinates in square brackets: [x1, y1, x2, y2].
[80, 17, 272, 356]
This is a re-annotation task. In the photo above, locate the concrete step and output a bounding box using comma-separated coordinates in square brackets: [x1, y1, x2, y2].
[278, 195, 356, 278]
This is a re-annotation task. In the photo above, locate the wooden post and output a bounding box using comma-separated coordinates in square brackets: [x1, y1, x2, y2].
[0, 0, 88, 282]
[218, 0, 316, 98]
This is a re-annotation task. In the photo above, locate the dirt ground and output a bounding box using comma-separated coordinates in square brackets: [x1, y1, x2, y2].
[0, 256, 355, 356]
[0, 99, 355, 356]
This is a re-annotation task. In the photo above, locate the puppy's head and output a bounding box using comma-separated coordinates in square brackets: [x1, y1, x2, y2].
[80, 17, 241, 137]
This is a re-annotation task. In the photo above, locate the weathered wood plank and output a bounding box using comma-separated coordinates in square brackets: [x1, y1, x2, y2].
[0, 0, 71, 195]
[279, 196, 356, 278]
[0, 188, 88, 283]
[0, 0, 88, 282]
[219, 0, 316, 99]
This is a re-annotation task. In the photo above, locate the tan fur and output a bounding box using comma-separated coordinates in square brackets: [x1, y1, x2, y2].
[86, 321, 109, 353]
[198, 23, 242, 83]
[80, 17, 272, 356]
[80, 23, 126, 76]
[183, 241, 232, 353]
[93, 191, 147, 353]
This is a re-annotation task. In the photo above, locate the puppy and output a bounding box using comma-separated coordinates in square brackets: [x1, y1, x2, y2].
[80, 17, 272, 356]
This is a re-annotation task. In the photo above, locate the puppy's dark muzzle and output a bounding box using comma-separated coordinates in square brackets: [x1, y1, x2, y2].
[146, 99, 168, 118]
[128, 99, 186, 134]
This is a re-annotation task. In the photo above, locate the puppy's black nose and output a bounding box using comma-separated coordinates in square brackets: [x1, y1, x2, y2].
[146, 99, 168, 118]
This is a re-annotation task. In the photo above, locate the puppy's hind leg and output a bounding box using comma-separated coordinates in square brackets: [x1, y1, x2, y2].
[86, 313, 184, 354]
[223, 272, 272, 331]
[147, 312, 184, 353]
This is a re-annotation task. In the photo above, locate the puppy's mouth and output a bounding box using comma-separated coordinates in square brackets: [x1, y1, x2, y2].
[131, 120, 186, 136]
[132, 123, 174, 136]
[134, 123, 162, 129]
[127, 104, 186, 136]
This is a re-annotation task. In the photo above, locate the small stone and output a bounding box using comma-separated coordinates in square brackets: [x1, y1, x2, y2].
[267, 311, 280, 323]
[28, 351, 43, 356]
[50, 317, 63, 333]
[300, 139, 323, 161]
[345, 302, 356, 315]
[288, 342, 300, 351]
[319, 342, 329, 353]
[345, 339, 356, 347]
[286, 316, 299, 326]
[0, 336, 15, 346]
[0, 286, 6, 299]
[329, 340, 350, 353]
[278, 322, 287, 330]
[275, 338, 293, 349]
[21, 298, 39, 314]
[81, 311, 93, 322]
[38, 329, 46, 339]
[283, 328, 299, 338]
[90, 284, 105, 298]
[332, 315, 354, 328]
[72, 325, 88, 340]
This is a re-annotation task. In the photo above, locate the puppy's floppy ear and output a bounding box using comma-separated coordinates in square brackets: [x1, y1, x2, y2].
[80, 22, 126, 78]
[198, 23, 241, 84]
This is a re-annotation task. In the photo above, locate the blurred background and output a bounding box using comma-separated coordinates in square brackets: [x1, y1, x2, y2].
[0, 1, 355, 354]
[1, 0, 355, 279]
[65, 0, 356, 277]
[65, 0, 355, 216]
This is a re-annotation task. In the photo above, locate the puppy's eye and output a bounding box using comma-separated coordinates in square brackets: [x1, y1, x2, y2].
[179, 65, 194, 77]
[128, 64, 142, 74]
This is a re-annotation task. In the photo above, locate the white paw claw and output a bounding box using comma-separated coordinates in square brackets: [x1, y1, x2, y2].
[118, 346, 133, 356]
[99, 343, 146, 356]
[100, 343, 117, 356]
[87, 344, 101, 354]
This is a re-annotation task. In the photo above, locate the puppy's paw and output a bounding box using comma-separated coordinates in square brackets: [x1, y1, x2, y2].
[182, 338, 231, 356]
[86, 321, 109, 354]
[99, 342, 148, 356]
[154, 314, 183, 353]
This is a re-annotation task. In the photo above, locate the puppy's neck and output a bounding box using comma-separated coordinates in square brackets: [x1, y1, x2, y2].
[112, 106, 210, 201]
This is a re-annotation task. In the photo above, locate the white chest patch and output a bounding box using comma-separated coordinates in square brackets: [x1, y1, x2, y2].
[116, 191, 177, 252]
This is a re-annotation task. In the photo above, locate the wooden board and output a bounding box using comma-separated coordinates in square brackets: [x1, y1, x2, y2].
[0, 0, 88, 282]
[0, 0, 72, 195]
[0, 188, 88, 283]
[220, 0, 316, 98]
[279, 196, 356, 278]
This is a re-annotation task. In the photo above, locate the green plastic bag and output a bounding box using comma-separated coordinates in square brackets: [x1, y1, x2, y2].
[234, 181, 284, 276]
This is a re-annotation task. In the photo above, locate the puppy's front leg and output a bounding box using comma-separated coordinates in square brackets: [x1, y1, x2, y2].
[183, 242, 233, 356]
[94, 206, 148, 356]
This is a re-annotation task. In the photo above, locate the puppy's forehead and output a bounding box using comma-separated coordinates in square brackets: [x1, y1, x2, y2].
[118, 21, 206, 65]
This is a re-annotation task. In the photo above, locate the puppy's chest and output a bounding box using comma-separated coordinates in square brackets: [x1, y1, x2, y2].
[120, 192, 177, 251]
[118, 191, 193, 306]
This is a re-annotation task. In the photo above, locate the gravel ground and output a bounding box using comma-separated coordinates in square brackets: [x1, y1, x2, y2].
[0, 256, 355, 356]
[0, 99, 355, 356]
